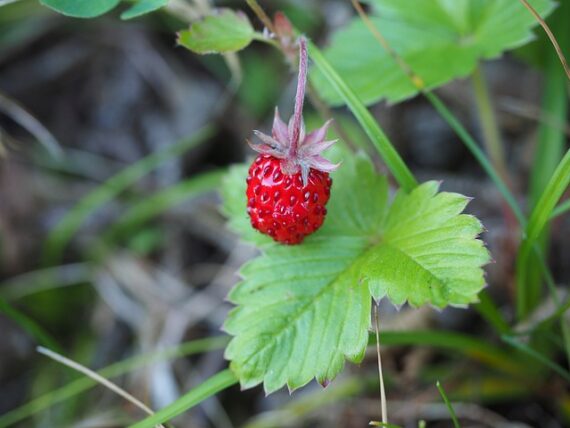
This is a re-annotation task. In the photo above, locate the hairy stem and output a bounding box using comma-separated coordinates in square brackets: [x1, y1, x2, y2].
[289, 37, 307, 157]
[247, 1, 359, 158]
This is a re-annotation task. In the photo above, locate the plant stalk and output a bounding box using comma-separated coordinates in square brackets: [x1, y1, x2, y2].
[524, 0, 569, 318]
[245, 0, 275, 34]
[374, 304, 388, 425]
[290, 37, 308, 157]
[471, 65, 509, 185]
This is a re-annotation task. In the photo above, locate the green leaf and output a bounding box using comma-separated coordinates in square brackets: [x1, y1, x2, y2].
[177, 9, 255, 54]
[40, 0, 120, 18]
[120, 0, 168, 20]
[364, 181, 488, 308]
[224, 235, 373, 393]
[312, 0, 555, 105]
[222, 152, 489, 393]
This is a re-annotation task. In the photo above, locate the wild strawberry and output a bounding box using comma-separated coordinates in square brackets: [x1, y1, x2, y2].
[246, 37, 339, 245]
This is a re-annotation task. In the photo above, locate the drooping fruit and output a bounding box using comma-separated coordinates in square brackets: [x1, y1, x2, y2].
[246, 37, 339, 244]
[246, 155, 332, 244]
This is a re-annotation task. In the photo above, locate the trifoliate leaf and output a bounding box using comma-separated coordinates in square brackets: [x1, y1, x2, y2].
[177, 9, 255, 54]
[224, 236, 372, 393]
[312, 0, 555, 105]
[40, 0, 120, 18]
[121, 0, 168, 20]
[362, 182, 488, 308]
[222, 151, 489, 393]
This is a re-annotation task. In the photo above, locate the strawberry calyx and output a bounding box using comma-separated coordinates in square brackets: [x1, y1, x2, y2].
[248, 36, 339, 185]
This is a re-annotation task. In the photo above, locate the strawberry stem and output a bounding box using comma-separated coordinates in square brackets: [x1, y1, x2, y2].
[289, 36, 307, 158]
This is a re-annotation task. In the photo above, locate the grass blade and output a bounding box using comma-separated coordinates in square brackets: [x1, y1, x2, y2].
[471, 64, 508, 183]
[103, 169, 224, 243]
[373, 330, 527, 377]
[41, 126, 214, 265]
[517, 149, 570, 319]
[526, 0, 570, 317]
[0, 336, 228, 428]
[0, 263, 90, 300]
[0, 91, 62, 158]
[436, 381, 461, 428]
[502, 335, 570, 382]
[551, 199, 570, 219]
[425, 92, 525, 225]
[526, 149, 570, 245]
[307, 41, 418, 192]
[0, 296, 61, 352]
[427, 92, 562, 321]
[474, 291, 511, 336]
[36, 347, 161, 424]
[128, 369, 238, 428]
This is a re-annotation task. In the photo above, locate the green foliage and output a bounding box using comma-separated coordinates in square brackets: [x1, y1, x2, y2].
[178, 9, 255, 54]
[129, 369, 238, 428]
[0, 296, 61, 352]
[524, 0, 570, 315]
[502, 335, 570, 382]
[308, 41, 418, 192]
[312, 0, 555, 105]
[552, 199, 570, 219]
[365, 181, 488, 307]
[0, 337, 228, 428]
[222, 150, 489, 392]
[121, 0, 168, 20]
[104, 169, 224, 242]
[238, 51, 284, 118]
[517, 149, 570, 318]
[42, 126, 213, 266]
[373, 330, 524, 376]
[39, 0, 120, 18]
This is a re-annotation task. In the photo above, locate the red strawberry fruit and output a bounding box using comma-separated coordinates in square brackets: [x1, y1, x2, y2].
[246, 37, 339, 244]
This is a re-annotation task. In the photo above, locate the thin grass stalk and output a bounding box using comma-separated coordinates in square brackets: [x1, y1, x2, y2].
[37, 347, 164, 427]
[524, 0, 570, 318]
[0, 337, 228, 428]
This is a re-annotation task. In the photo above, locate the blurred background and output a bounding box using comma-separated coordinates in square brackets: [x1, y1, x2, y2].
[0, 1, 569, 427]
